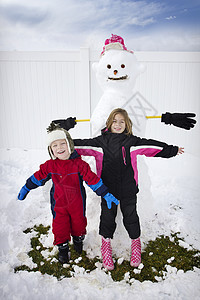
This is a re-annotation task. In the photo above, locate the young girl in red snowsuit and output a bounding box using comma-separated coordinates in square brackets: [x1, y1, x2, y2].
[54, 108, 184, 270]
[17, 123, 119, 264]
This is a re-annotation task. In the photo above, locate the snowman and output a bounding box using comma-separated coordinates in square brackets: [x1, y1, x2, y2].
[91, 34, 196, 137]
[91, 34, 146, 136]
[90, 35, 157, 248]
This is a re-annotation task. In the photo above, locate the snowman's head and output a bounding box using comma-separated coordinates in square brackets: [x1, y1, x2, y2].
[93, 35, 145, 94]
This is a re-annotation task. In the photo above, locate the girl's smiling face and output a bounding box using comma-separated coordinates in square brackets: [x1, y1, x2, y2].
[111, 113, 126, 134]
[51, 139, 70, 160]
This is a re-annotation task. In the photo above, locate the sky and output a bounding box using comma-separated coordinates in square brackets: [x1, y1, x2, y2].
[0, 0, 200, 52]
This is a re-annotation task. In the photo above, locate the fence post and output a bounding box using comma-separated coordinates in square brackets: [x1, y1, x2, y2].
[80, 47, 91, 118]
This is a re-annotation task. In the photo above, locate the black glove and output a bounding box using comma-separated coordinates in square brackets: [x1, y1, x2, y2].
[161, 112, 196, 130]
[52, 117, 77, 131]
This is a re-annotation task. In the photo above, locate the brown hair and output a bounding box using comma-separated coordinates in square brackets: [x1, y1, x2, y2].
[106, 108, 133, 135]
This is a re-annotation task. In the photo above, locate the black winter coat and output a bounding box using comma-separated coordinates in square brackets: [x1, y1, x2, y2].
[73, 131, 178, 199]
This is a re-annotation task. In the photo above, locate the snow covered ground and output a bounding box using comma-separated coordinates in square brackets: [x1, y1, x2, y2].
[0, 148, 200, 300]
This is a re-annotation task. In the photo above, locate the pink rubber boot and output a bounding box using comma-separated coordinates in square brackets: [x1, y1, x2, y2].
[130, 237, 141, 267]
[101, 237, 114, 270]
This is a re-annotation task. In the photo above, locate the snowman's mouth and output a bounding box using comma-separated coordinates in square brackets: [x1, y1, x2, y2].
[108, 75, 128, 81]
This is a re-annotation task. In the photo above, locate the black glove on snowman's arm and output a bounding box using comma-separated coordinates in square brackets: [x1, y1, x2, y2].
[52, 117, 77, 131]
[161, 112, 196, 130]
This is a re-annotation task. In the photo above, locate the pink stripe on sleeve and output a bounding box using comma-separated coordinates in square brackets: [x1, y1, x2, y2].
[130, 147, 162, 185]
[75, 148, 103, 177]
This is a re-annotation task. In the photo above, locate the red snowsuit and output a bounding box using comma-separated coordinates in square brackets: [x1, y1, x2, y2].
[25, 151, 108, 245]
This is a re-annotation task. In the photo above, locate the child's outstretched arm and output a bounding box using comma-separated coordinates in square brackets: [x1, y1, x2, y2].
[103, 192, 119, 209]
[18, 184, 30, 200]
[88, 178, 119, 209]
[18, 175, 40, 200]
[132, 136, 181, 159]
[177, 147, 184, 155]
[18, 162, 51, 200]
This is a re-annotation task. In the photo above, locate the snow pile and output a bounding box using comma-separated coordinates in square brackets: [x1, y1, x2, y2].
[0, 148, 200, 299]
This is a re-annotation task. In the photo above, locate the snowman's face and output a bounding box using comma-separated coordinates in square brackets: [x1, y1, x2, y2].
[94, 49, 142, 93]
[106, 55, 129, 82]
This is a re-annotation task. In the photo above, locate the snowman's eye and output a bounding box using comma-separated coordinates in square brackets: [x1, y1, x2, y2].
[107, 64, 111, 69]
[121, 64, 125, 68]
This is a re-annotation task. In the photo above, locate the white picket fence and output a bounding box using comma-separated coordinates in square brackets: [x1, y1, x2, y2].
[0, 49, 199, 155]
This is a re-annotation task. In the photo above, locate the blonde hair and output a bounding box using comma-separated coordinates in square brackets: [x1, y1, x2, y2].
[106, 108, 133, 135]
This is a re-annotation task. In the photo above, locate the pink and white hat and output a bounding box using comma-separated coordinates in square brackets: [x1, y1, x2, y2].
[101, 34, 133, 56]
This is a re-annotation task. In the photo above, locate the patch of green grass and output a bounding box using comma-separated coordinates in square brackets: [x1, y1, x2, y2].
[15, 225, 200, 283]
[111, 233, 200, 283]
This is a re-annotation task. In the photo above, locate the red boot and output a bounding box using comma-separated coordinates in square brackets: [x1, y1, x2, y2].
[130, 237, 141, 267]
[101, 237, 114, 270]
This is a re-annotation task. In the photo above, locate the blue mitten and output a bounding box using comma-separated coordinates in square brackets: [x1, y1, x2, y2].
[18, 185, 30, 200]
[103, 192, 119, 209]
